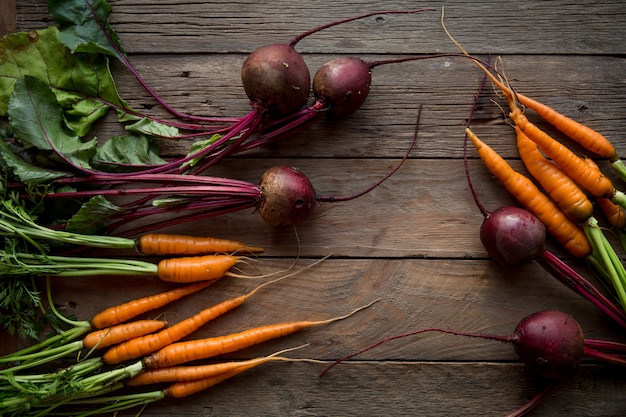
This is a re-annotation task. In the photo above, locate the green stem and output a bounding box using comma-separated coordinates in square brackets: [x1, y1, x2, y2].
[0, 325, 87, 364]
[0, 250, 158, 277]
[0, 339, 85, 375]
[611, 159, 626, 184]
[0, 200, 136, 250]
[583, 217, 626, 310]
[46, 276, 92, 329]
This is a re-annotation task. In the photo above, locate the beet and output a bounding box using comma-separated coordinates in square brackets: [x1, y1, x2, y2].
[258, 165, 317, 227]
[479, 206, 546, 266]
[511, 310, 584, 379]
[241, 44, 311, 116]
[322, 310, 586, 380]
[312, 57, 372, 118]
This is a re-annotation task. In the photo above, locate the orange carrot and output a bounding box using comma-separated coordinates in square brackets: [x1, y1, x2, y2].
[136, 233, 263, 256]
[513, 93, 618, 162]
[597, 197, 626, 229]
[102, 275, 289, 365]
[127, 345, 314, 386]
[441, 13, 619, 172]
[515, 126, 594, 223]
[510, 111, 616, 200]
[91, 281, 212, 329]
[156, 254, 242, 283]
[82, 320, 168, 350]
[466, 127, 591, 258]
[164, 364, 255, 398]
[143, 299, 378, 369]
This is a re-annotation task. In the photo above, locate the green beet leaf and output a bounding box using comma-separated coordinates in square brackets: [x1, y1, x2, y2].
[93, 134, 166, 172]
[48, 0, 125, 59]
[7, 76, 97, 171]
[0, 26, 126, 136]
[65, 195, 124, 234]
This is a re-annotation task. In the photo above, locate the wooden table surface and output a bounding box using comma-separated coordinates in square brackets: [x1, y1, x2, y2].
[5, 1, 626, 416]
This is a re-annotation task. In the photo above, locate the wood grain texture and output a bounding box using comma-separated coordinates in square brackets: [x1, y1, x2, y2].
[6, 1, 626, 415]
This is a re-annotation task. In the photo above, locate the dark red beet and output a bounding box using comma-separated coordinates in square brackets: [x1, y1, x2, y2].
[480, 206, 546, 266]
[241, 44, 311, 116]
[258, 165, 317, 227]
[312, 57, 372, 118]
[322, 310, 586, 381]
[511, 310, 584, 379]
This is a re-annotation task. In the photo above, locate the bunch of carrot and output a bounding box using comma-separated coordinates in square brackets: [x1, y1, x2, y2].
[0, 234, 371, 416]
[440, 20, 626, 318]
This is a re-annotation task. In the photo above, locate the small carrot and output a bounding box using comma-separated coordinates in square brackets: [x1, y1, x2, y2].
[136, 233, 263, 256]
[91, 281, 212, 329]
[143, 299, 379, 369]
[156, 254, 243, 283]
[512, 93, 618, 162]
[515, 126, 594, 223]
[127, 344, 315, 386]
[83, 320, 168, 350]
[466, 127, 591, 258]
[597, 197, 626, 229]
[102, 274, 290, 365]
[510, 111, 617, 200]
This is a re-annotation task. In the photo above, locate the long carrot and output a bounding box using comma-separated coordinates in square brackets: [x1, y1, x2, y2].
[91, 281, 212, 329]
[83, 320, 168, 350]
[126, 344, 317, 386]
[143, 299, 379, 369]
[164, 364, 258, 398]
[102, 274, 290, 365]
[515, 126, 594, 223]
[466, 127, 591, 258]
[136, 233, 263, 256]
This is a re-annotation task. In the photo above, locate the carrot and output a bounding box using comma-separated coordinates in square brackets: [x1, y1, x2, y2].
[510, 111, 617, 200]
[164, 364, 256, 398]
[82, 320, 168, 350]
[515, 126, 594, 223]
[136, 233, 264, 256]
[512, 93, 618, 162]
[91, 281, 212, 329]
[127, 344, 316, 386]
[597, 197, 626, 229]
[466, 127, 591, 258]
[102, 274, 290, 365]
[442, 11, 624, 191]
[156, 254, 243, 283]
[143, 299, 379, 369]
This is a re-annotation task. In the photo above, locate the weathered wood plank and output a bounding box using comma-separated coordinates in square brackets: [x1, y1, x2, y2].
[15, 1, 626, 55]
[119, 362, 626, 417]
[47, 258, 624, 362]
[5, 2, 626, 416]
[0, 0, 16, 36]
[85, 54, 626, 161]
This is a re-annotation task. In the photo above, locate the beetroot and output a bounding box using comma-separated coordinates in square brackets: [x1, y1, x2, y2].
[258, 166, 317, 227]
[511, 310, 584, 379]
[312, 57, 372, 118]
[479, 206, 546, 266]
[241, 44, 311, 116]
[322, 310, 587, 380]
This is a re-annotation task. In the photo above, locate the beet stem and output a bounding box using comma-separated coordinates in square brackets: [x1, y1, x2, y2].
[583, 346, 626, 367]
[504, 378, 564, 417]
[537, 250, 626, 330]
[464, 55, 491, 218]
[287, 9, 436, 47]
[320, 325, 511, 377]
[316, 105, 422, 204]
